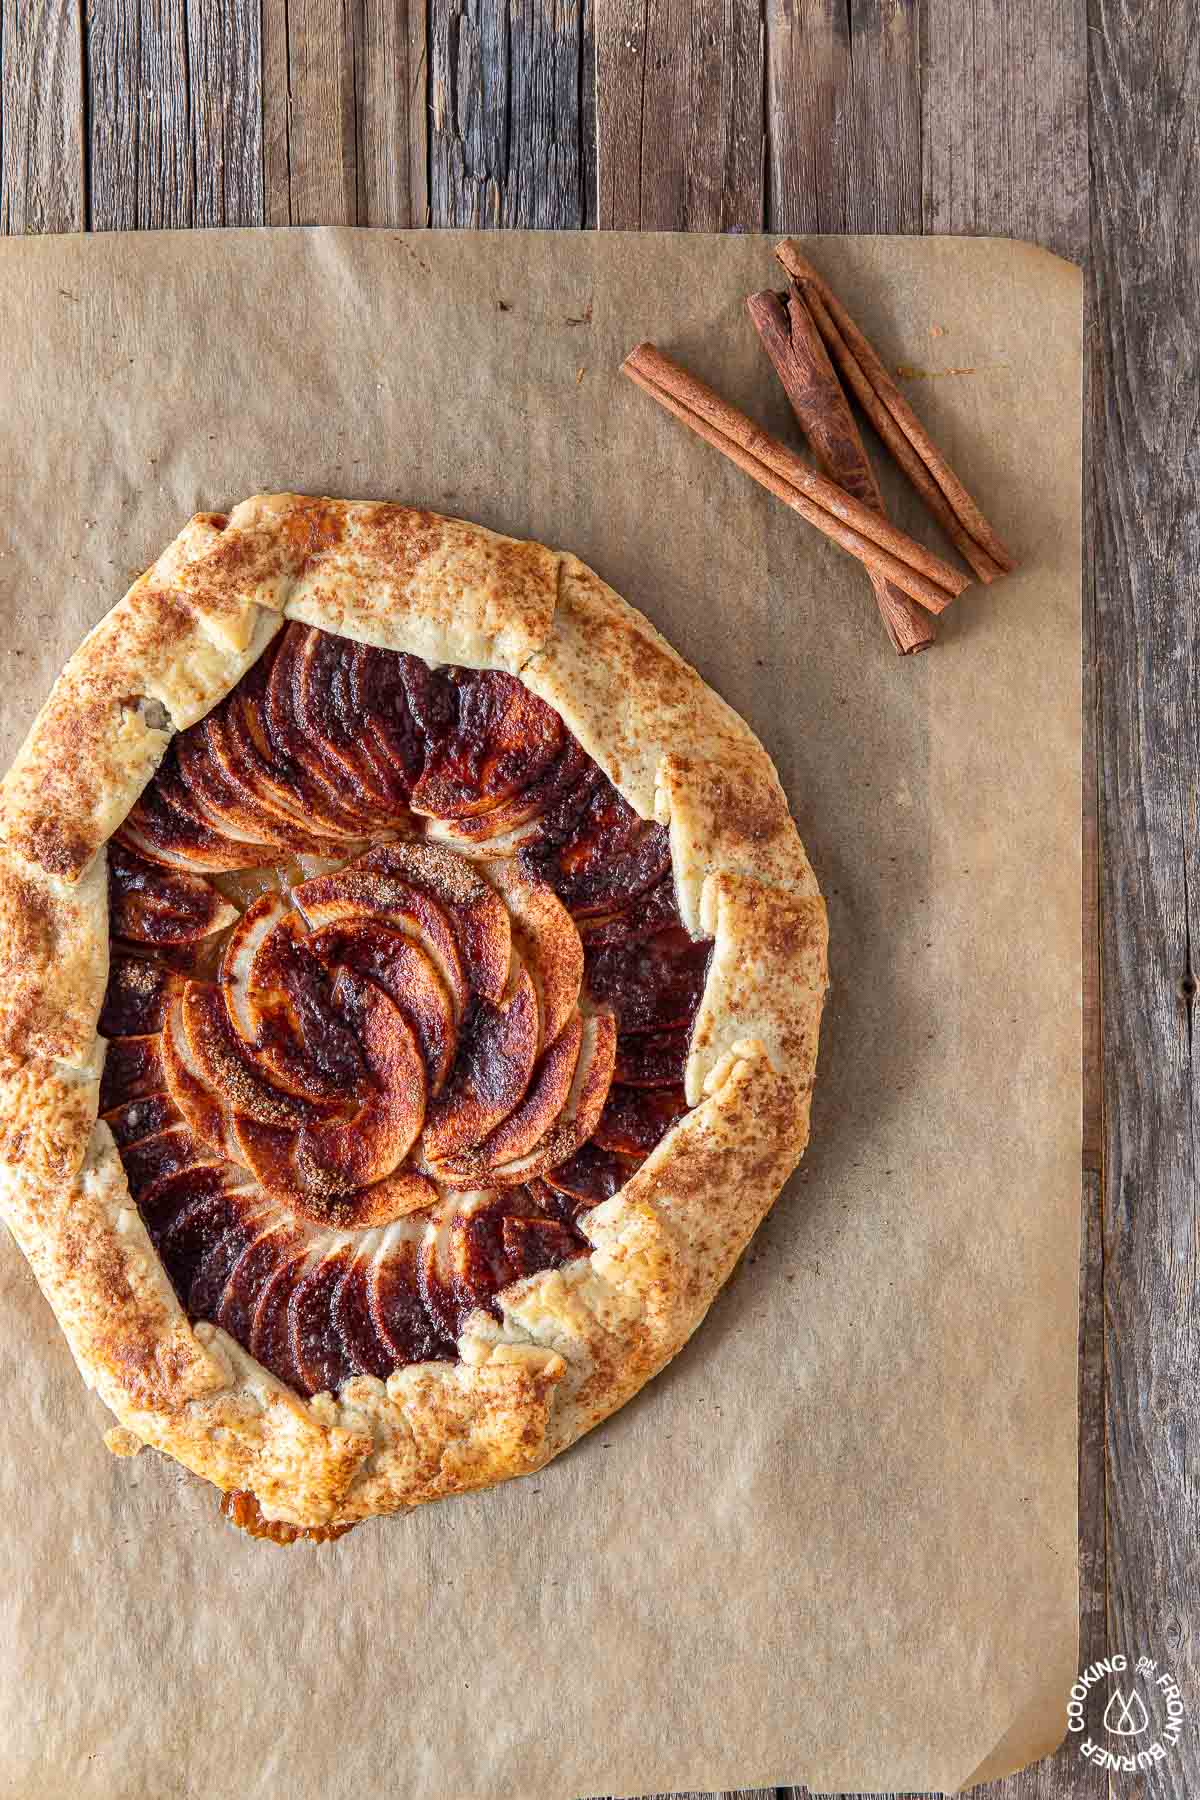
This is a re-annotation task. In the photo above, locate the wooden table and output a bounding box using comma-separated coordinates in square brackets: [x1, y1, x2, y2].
[1, 4, 1192, 1798]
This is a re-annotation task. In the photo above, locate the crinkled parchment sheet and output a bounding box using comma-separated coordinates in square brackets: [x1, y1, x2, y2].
[0, 228, 1081, 1799]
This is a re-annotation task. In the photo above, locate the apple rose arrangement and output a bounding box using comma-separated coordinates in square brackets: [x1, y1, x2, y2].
[99, 621, 711, 1400]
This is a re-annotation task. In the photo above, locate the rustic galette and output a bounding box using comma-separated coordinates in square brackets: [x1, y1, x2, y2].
[0, 496, 826, 1537]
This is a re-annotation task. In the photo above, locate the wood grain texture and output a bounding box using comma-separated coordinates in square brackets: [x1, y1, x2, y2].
[921, 0, 1088, 263]
[269, 0, 357, 224]
[88, 0, 192, 229]
[0, 0, 84, 232]
[357, 0, 429, 224]
[579, 0, 596, 227]
[187, 0, 262, 225]
[1081, 308, 1103, 1175]
[87, 0, 261, 229]
[430, 0, 593, 228]
[920, 0, 1094, 1177]
[261, 0, 291, 223]
[1091, 6, 1200, 1800]
[429, 0, 505, 226]
[597, 0, 764, 230]
[263, 0, 425, 226]
[766, 0, 920, 235]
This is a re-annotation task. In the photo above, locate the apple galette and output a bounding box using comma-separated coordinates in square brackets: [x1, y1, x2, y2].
[0, 496, 826, 1536]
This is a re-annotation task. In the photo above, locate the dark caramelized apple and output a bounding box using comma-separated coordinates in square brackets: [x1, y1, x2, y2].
[100, 623, 711, 1415]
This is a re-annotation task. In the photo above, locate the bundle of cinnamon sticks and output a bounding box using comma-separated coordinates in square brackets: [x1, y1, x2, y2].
[621, 240, 1016, 654]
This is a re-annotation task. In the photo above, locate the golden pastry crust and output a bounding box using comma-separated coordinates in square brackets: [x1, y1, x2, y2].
[685, 874, 827, 1103]
[0, 496, 827, 1529]
[0, 515, 279, 884]
[0, 844, 108, 1066]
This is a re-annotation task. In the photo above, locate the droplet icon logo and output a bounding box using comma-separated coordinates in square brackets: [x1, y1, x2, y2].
[1103, 1687, 1150, 1737]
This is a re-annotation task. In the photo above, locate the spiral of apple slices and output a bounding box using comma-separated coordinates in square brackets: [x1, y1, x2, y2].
[97, 621, 716, 1399]
[120, 844, 608, 1228]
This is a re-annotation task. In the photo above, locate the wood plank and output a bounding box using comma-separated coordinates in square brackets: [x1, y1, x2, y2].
[186, 0, 263, 226]
[87, 0, 193, 230]
[918, 4, 1097, 1169]
[263, 0, 428, 226]
[261, 0, 292, 225]
[1081, 315, 1103, 1174]
[356, 0, 429, 225]
[430, 0, 592, 229]
[283, 0, 355, 225]
[765, 0, 921, 235]
[430, 0, 506, 227]
[580, 0, 597, 229]
[921, 0, 1088, 262]
[87, 0, 261, 230]
[0, 0, 85, 234]
[85, 0, 139, 231]
[597, 0, 764, 231]
[1091, 4, 1200, 1800]
[500, 0, 594, 227]
[593, 0, 643, 228]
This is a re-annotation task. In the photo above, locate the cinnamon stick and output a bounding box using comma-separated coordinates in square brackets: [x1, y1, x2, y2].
[621, 342, 969, 616]
[775, 239, 1015, 583]
[747, 287, 936, 655]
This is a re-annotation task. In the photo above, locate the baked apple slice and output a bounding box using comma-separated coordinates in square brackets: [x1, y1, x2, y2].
[108, 844, 237, 946]
[288, 1238, 362, 1395]
[267, 626, 402, 829]
[464, 1006, 617, 1186]
[345, 642, 442, 793]
[419, 957, 539, 1166]
[355, 843, 513, 1006]
[539, 1142, 642, 1215]
[225, 652, 376, 842]
[292, 858, 473, 1020]
[432, 1012, 583, 1187]
[99, 954, 186, 1038]
[613, 1027, 690, 1087]
[585, 923, 711, 1035]
[592, 1082, 690, 1156]
[418, 1188, 587, 1341]
[99, 1035, 166, 1111]
[289, 627, 412, 816]
[409, 668, 563, 819]
[483, 861, 582, 1052]
[175, 713, 341, 857]
[520, 778, 671, 916]
[204, 687, 361, 848]
[363, 1220, 455, 1368]
[306, 920, 457, 1096]
[118, 758, 275, 874]
[423, 740, 596, 854]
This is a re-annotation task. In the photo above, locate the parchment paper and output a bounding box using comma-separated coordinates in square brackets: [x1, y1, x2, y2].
[0, 228, 1081, 1799]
